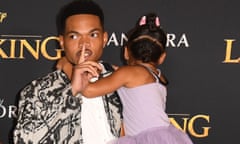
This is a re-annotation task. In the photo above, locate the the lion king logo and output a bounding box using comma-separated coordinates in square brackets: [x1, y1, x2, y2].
[0, 12, 7, 23]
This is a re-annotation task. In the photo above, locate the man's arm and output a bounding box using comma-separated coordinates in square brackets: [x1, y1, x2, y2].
[13, 83, 39, 143]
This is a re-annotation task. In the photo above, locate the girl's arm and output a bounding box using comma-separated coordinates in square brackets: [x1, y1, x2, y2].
[81, 66, 131, 98]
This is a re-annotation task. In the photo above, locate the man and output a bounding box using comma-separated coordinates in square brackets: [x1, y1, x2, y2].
[13, 0, 122, 143]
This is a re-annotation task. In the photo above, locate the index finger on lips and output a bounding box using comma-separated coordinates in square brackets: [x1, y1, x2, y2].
[78, 44, 86, 64]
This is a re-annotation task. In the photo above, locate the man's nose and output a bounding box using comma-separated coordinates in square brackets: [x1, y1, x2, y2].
[78, 42, 90, 49]
[78, 36, 90, 48]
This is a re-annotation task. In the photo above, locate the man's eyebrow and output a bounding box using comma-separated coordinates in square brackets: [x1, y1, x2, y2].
[64, 30, 78, 35]
[64, 28, 103, 35]
[90, 28, 103, 33]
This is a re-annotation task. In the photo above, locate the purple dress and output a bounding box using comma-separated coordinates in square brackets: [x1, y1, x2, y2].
[108, 69, 193, 144]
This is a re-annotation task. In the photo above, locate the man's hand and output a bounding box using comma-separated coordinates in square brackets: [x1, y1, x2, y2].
[71, 44, 102, 96]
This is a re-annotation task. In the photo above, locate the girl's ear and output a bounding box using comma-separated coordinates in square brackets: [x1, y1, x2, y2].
[124, 46, 129, 60]
[158, 52, 166, 64]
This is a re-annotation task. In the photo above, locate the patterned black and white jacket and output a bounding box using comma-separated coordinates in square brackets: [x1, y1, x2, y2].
[13, 62, 123, 144]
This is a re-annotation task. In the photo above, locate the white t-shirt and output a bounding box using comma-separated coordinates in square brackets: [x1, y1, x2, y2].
[81, 96, 116, 144]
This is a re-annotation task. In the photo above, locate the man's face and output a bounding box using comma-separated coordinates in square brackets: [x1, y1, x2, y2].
[59, 14, 108, 64]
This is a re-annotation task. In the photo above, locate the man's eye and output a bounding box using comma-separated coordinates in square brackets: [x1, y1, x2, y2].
[70, 34, 78, 39]
[91, 33, 99, 38]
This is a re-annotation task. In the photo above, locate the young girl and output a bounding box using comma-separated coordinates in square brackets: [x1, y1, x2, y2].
[72, 13, 193, 144]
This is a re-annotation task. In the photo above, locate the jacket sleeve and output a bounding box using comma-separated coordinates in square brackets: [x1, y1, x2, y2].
[13, 81, 41, 144]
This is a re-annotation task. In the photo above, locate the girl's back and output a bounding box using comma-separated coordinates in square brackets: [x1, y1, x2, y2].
[117, 65, 170, 136]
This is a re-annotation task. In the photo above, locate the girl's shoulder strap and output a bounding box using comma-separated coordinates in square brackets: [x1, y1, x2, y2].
[138, 64, 168, 86]
[158, 71, 169, 86]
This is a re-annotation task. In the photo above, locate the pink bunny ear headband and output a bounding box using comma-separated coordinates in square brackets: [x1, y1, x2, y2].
[139, 15, 160, 26]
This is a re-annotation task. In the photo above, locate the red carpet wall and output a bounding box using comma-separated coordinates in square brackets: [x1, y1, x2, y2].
[0, 0, 239, 143]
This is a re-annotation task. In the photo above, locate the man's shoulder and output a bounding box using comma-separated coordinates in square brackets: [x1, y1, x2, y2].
[21, 70, 68, 91]
[31, 70, 62, 83]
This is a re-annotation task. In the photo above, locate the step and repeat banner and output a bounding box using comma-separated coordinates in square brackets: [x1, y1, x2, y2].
[0, 0, 239, 143]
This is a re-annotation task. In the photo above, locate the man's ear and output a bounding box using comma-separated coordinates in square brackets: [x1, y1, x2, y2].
[59, 35, 64, 50]
[158, 52, 166, 64]
[124, 46, 129, 60]
[103, 32, 108, 48]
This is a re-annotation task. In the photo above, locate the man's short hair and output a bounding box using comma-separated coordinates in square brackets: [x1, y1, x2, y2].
[56, 0, 104, 34]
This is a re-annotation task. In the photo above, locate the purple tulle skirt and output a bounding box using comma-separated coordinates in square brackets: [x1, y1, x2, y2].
[108, 124, 193, 144]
